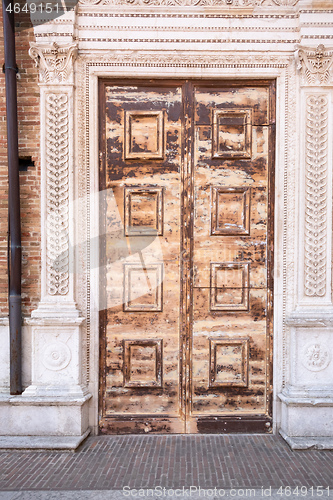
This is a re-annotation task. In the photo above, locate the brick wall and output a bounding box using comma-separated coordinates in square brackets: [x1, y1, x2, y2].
[0, 6, 40, 317]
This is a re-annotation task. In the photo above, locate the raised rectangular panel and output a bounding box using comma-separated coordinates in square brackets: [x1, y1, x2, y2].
[212, 109, 252, 159]
[210, 262, 250, 311]
[123, 340, 162, 388]
[211, 187, 251, 236]
[123, 263, 163, 312]
[125, 111, 164, 159]
[209, 338, 249, 387]
[124, 186, 163, 236]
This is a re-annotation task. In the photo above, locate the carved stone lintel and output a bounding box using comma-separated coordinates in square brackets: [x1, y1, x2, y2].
[29, 42, 78, 85]
[297, 45, 333, 87]
[94, 51, 291, 68]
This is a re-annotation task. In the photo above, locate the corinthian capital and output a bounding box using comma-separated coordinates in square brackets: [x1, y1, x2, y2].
[296, 45, 333, 86]
[29, 42, 78, 85]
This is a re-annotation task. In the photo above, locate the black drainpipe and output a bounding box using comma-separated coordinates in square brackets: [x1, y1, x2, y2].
[2, 0, 22, 395]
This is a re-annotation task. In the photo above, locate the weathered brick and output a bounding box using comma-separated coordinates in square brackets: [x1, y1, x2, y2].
[0, 8, 41, 317]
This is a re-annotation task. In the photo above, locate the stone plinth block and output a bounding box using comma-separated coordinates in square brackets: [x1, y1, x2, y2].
[25, 317, 86, 398]
[279, 392, 333, 449]
[0, 394, 91, 437]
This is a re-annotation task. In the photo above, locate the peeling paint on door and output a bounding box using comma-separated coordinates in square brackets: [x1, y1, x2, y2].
[99, 80, 275, 434]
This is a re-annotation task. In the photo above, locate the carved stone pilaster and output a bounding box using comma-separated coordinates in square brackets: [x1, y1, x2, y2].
[280, 51, 333, 450]
[294, 46, 333, 308]
[297, 45, 333, 87]
[23, 42, 87, 412]
[29, 42, 78, 312]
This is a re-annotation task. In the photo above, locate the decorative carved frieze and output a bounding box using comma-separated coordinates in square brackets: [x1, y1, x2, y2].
[79, 0, 298, 5]
[304, 95, 328, 298]
[29, 42, 78, 84]
[297, 45, 333, 86]
[96, 52, 291, 67]
[46, 94, 70, 296]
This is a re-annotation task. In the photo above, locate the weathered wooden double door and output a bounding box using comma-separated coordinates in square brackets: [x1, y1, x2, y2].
[99, 80, 275, 434]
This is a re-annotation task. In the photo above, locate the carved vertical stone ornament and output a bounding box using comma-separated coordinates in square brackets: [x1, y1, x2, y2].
[45, 94, 70, 296]
[304, 95, 328, 298]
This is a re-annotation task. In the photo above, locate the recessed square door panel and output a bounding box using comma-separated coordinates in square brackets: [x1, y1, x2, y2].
[210, 262, 250, 311]
[123, 340, 163, 388]
[211, 187, 251, 236]
[124, 187, 164, 236]
[100, 80, 274, 434]
[209, 338, 249, 388]
[212, 109, 252, 159]
[123, 263, 163, 312]
[125, 111, 164, 159]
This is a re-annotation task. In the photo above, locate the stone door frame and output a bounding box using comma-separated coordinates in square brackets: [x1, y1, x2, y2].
[17, 5, 333, 446]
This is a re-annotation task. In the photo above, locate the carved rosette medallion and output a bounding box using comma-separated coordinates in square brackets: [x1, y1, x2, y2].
[304, 95, 328, 298]
[297, 46, 333, 87]
[302, 343, 331, 372]
[46, 94, 70, 296]
[42, 342, 72, 371]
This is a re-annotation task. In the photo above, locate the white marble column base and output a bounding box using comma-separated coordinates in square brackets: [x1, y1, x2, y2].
[279, 392, 333, 449]
[279, 430, 333, 450]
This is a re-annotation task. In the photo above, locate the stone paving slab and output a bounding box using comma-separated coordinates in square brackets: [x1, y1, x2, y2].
[0, 435, 332, 492]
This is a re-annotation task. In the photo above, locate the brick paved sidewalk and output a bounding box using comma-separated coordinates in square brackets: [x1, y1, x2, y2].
[0, 435, 333, 491]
